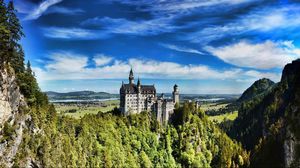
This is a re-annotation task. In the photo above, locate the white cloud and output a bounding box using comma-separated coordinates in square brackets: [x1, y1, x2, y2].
[110, 0, 256, 15]
[126, 58, 242, 80]
[43, 27, 109, 39]
[244, 6, 300, 32]
[93, 54, 113, 66]
[25, 0, 63, 20]
[81, 16, 180, 36]
[160, 43, 204, 55]
[50, 15, 184, 39]
[150, 0, 253, 12]
[45, 52, 88, 73]
[33, 52, 280, 84]
[46, 6, 84, 15]
[205, 40, 300, 69]
[189, 6, 300, 43]
[83, 0, 255, 36]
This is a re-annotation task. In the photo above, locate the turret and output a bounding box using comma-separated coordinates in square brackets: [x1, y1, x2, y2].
[129, 68, 134, 84]
[173, 84, 179, 104]
[137, 78, 141, 92]
[173, 84, 178, 92]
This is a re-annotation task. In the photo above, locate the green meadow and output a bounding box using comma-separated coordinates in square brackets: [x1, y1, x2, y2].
[55, 100, 119, 119]
[208, 111, 238, 123]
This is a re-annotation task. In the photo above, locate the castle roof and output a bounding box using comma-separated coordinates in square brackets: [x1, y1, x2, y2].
[121, 84, 156, 94]
[121, 68, 156, 94]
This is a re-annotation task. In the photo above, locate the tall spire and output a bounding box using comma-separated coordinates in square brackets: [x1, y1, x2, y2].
[137, 77, 141, 93]
[137, 77, 141, 86]
[129, 68, 134, 84]
[129, 68, 133, 76]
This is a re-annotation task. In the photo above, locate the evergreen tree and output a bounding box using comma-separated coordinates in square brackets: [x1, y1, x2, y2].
[26, 60, 32, 74]
[7, 1, 24, 72]
[0, 0, 9, 64]
[7, 1, 23, 47]
[14, 47, 25, 73]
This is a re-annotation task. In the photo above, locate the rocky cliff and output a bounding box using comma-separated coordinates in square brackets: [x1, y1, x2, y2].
[231, 59, 300, 167]
[0, 67, 29, 167]
[281, 59, 300, 167]
[0, 68, 26, 124]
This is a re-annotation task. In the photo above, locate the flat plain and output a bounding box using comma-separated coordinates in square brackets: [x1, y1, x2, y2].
[55, 100, 119, 119]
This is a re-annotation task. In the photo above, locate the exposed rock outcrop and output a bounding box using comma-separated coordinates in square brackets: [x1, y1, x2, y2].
[0, 68, 26, 125]
[0, 68, 28, 167]
[283, 129, 299, 167]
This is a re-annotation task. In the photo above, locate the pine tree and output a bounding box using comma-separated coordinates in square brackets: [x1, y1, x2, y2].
[7, 1, 23, 47]
[0, 0, 9, 64]
[14, 47, 25, 73]
[7, 1, 24, 72]
[26, 60, 32, 74]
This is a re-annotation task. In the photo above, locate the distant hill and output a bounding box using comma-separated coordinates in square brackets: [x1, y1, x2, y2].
[237, 78, 275, 103]
[229, 59, 300, 167]
[45, 91, 118, 100]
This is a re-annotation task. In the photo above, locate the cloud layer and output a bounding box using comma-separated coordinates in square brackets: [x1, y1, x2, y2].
[43, 27, 109, 39]
[206, 40, 299, 69]
[160, 43, 204, 55]
[33, 52, 280, 83]
[188, 5, 300, 44]
[16, 0, 300, 93]
[25, 0, 63, 20]
[93, 54, 113, 66]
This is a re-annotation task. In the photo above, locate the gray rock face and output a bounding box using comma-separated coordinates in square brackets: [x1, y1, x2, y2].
[284, 129, 296, 167]
[0, 69, 26, 125]
[0, 68, 28, 167]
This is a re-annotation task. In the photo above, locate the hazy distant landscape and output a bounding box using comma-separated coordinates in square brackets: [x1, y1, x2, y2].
[46, 91, 239, 124]
[45, 91, 118, 101]
[45, 91, 239, 102]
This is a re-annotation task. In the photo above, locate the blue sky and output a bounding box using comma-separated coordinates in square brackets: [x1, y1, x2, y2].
[10, 0, 300, 94]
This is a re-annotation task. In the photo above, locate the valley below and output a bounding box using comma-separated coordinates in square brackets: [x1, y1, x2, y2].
[49, 92, 239, 122]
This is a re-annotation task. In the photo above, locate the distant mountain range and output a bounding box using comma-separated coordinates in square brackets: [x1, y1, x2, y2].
[45, 91, 240, 102]
[45, 91, 118, 100]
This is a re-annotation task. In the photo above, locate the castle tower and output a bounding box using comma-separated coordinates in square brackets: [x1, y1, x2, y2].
[129, 68, 134, 84]
[137, 78, 141, 113]
[137, 78, 141, 91]
[120, 81, 126, 114]
[173, 84, 179, 104]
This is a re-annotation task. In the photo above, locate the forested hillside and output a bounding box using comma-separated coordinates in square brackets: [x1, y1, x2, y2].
[0, 1, 249, 167]
[237, 78, 275, 103]
[229, 60, 300, 167]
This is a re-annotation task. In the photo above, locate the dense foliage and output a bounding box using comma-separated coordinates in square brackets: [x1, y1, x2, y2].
[10, 100, 249, 167]
[0, 0, 47, 108]
[228, 61, 300, 167]
[236, 78, 275, 103]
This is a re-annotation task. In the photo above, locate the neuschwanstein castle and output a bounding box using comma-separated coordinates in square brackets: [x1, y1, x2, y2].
[120, 69, 179, 124]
